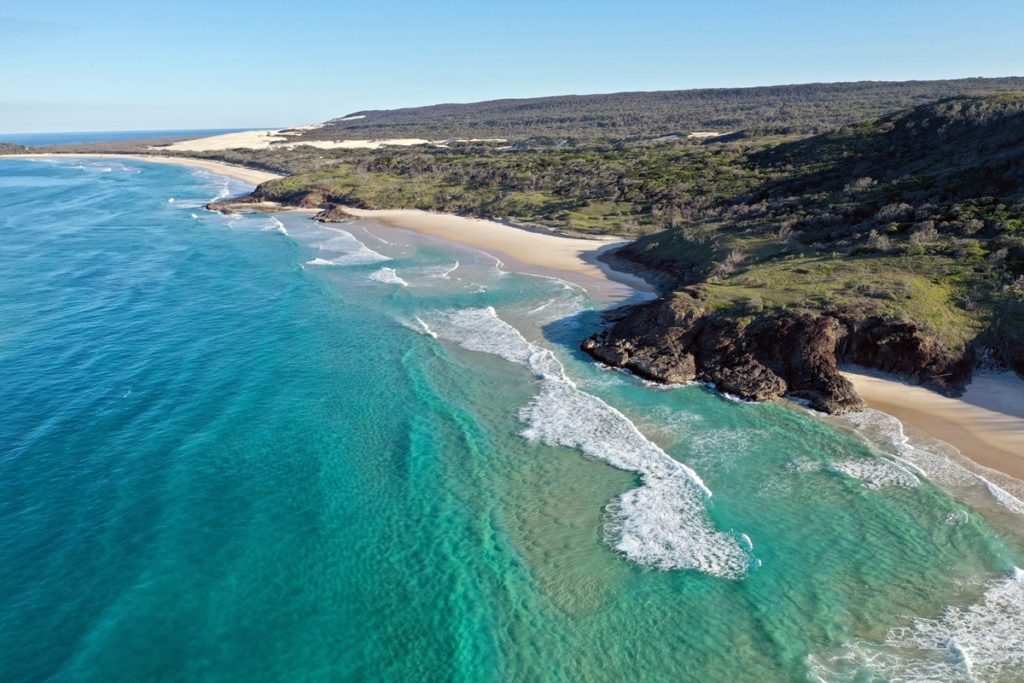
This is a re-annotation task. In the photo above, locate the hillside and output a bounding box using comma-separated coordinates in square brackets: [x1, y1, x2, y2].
[291, 77, 1024, 142]
[592, 95, 1024, 410]
[3, 83, 1022, 410]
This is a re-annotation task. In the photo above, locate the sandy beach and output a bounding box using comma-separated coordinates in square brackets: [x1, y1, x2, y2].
[5, 152, 1019, 485]
[343, 207, 655, 301]
[2, 154, 647, 299]
[843, 368, 1024, 480]
[4, 153, 281, 185]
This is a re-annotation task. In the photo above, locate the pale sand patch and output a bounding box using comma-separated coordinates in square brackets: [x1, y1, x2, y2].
[843, 368, 1024, 480]
[159, 127, 505, 152]
[161, 130, 436, 152]
[1, 155, 648, 299]
[3, 153, 281, 185]
[161, 129, 289, 151]
[342, 208, 655, 302]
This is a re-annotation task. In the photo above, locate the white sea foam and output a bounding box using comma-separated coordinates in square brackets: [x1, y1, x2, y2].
[71, 162, 113, 173]
[980, 477, 1024, 516]
[946, 510, 970, 525]
[438, 260, 459, 278]
[829, 457, 920, 489]
[838, 408, 1024, 513]
[368, 267, 408, 286]
[214, 177, 231, 200]
[808, 568, 1024, 682]
[305, 251, 389, 267]
[190, 213, 199, 220]
[420, 307, 750, 577]
[167, 197, 175, 203]
[308, 228, 390, 266]
[515, 269, 589, 297]
[261, 217, 288, 235]
[526, 298, 557, 316]
[789, 457, 823, 474]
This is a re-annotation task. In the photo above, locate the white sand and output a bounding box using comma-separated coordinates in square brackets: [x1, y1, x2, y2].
[161, 129, 436, 152]
[4, 153, 281, 185]
[343, 208, 654, 301]
[159, 126, 506, 153]
[843, 368, 1024, 480]
[1, 154, 648, 299]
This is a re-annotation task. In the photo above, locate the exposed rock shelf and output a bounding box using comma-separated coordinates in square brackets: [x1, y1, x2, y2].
[581, 293, 973, 414]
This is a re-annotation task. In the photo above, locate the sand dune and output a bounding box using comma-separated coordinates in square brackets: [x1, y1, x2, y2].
[160, 129, 436, 152]
[158, 127, 506, 152]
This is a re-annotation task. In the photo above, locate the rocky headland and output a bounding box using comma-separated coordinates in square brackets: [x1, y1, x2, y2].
[582, 291, 975, 414]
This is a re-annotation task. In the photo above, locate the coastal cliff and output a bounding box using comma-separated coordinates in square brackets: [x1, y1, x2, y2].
[582, 292, 974, 414]
[197, 92, 1024, 413]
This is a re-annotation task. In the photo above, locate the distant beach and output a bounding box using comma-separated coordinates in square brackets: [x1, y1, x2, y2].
[2, 151, 1020, 487]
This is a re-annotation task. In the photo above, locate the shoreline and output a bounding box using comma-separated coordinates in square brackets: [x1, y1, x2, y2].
[5, 152, 1020, 484]
[340, 207, 656, 302]
[2, 154, 650, 301]
[2, 153, 281, 185]
[842, 367, 1024, 481]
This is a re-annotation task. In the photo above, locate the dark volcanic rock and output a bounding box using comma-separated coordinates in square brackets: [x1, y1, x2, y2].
[581, 293, 972, 414]
[314, 203, 358, 222]
[835, 316, 973, 395]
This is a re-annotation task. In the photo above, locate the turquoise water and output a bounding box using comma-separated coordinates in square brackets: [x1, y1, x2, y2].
[1, 158, 1022, 682]
[0, 129, 253, 147]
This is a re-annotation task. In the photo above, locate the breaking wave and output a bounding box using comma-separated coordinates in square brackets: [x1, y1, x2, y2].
[419, 307, 750, 578]
[838, 408, 1024, 514]
[808, 568, 1024, 682]
[368, 267, 408, 286]
[307, 228, 390, 266]
[828, 457, 921, 489]
[261, 217, 288, 235]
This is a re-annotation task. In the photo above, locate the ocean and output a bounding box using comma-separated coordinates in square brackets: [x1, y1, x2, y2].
[0, 157, 1022, 682]
[0, 129, 254, 148]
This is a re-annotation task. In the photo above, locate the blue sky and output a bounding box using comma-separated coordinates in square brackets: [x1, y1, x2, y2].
[2, 0, 1023, 132]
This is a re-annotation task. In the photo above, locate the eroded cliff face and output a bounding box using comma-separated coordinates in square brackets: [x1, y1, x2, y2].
[581, 294, 973, 414]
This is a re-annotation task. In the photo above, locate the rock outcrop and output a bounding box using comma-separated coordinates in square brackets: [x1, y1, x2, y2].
[581, 293, 973, 414]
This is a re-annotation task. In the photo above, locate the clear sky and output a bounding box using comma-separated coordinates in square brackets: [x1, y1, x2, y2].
[2, 0, 1023, 133]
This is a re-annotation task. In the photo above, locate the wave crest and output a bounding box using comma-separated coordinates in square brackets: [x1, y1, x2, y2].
[421, 307, 750, 578]
[808, 568, 1024, 682]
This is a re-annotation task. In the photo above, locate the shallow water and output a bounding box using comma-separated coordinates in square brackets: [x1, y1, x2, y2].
[1, 158, 1022, 681]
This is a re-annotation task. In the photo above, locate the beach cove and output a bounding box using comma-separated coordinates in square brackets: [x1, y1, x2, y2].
[5, 152, 1022, 486]
[1, 155, 1023, 680]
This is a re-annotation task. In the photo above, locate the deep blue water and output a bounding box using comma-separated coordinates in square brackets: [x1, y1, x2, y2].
[0, 129, 259, 147]
[0, 157, 1022, 681]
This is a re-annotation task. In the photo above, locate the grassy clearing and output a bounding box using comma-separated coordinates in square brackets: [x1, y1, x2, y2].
[698, 255, 987, 348]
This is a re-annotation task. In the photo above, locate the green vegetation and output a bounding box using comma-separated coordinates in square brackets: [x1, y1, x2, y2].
[296, 77, 1024, 142]
[241, 92, 1024, 362]
[2, 80, 1022, 371]
[247, 140, 772, 235]
[695, 255, 985, 348]
[616, 94, 1024, 356]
